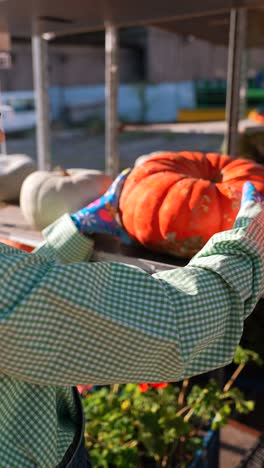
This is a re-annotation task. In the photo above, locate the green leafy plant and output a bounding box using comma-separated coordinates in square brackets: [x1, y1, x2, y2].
[81, 347, 262, 468]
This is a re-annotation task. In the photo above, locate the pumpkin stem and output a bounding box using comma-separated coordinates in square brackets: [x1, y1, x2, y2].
[54, 165, 70, 177]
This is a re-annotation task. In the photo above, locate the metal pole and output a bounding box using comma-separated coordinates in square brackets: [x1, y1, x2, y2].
[105, 24, 119, 178]
[32, 22, 51, 170]
[239, 49, 248, 120]
[225, 8, 247, 158]
[1, 138, 7, 155]
[0, 114, 7, 154]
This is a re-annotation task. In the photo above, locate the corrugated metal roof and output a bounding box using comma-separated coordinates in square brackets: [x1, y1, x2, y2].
[154, 9, 264, 47]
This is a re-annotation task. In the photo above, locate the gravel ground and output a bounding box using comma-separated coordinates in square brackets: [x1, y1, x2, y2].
[4, 129, 224, 170]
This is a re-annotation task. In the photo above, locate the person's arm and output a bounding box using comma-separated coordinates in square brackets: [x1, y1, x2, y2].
[156, 199, 264, 379]
[33, 213, 94, 263]
[1, 196, 264, 387]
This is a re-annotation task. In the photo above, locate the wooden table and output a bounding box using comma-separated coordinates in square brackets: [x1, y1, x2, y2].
[0, 203, 187, 273]
[0, 202, 43, 247]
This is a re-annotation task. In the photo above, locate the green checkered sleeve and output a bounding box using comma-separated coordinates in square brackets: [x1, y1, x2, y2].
[1, 204, 264, 386]
[35, 213, 94, 262]
[155, 202, 264, 379]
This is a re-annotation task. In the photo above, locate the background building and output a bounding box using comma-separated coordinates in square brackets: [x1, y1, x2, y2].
[1, 27, 264, 131]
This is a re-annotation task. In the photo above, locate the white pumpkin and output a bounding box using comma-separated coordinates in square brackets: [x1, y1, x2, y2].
[0, 154, 36, 202]
[20, 167, 113, 230]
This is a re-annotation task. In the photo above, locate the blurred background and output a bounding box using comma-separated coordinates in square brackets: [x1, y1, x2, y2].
[1, 8, 264, 467]
[2, 24, 264, 170]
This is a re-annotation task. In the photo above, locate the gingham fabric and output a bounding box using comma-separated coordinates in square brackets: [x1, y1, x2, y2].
[1, 202, 264, 467]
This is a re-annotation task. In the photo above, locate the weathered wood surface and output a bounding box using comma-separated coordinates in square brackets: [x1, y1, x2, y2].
[0, 202, 43, 247]
[0, 203, 186, 273]
[120, 119, 264, 136]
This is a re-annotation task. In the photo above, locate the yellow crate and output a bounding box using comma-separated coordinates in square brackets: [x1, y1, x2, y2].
[177, 108, 226, 122]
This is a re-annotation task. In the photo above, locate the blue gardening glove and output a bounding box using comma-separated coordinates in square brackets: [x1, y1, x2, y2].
[71, 168, 132, 244]
[241, 182, 264, 206]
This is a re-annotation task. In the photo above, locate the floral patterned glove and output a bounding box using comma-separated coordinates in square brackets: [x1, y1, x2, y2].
[241, 181, 264, 205]
[71, 168, 132, 244]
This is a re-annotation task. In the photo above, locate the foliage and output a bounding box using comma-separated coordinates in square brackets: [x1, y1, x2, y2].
[82, 347, 262, 467]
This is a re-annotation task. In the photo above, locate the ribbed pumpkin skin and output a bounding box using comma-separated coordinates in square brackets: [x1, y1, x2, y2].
[119, 151, 264, 258]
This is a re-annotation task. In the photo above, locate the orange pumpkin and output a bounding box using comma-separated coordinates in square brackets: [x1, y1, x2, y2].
[119, 151, 264, 258]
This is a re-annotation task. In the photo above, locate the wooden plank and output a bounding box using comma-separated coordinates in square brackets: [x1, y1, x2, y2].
[0, 203, 43, 247]
[220, 420, 260, 467]
[120, 119, 264, 135]
[0, 203, 186, 272]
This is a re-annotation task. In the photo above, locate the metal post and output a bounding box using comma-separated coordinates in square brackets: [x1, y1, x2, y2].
[105, 24, 119, 178]
[1, 137, 7, 155]
[32, 22, 51, 170]
[225, 8, 247, 158]
[239, 50, 248, 120]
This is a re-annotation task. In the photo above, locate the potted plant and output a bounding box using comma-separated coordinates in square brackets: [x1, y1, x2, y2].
[80, 347, 262, 468]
